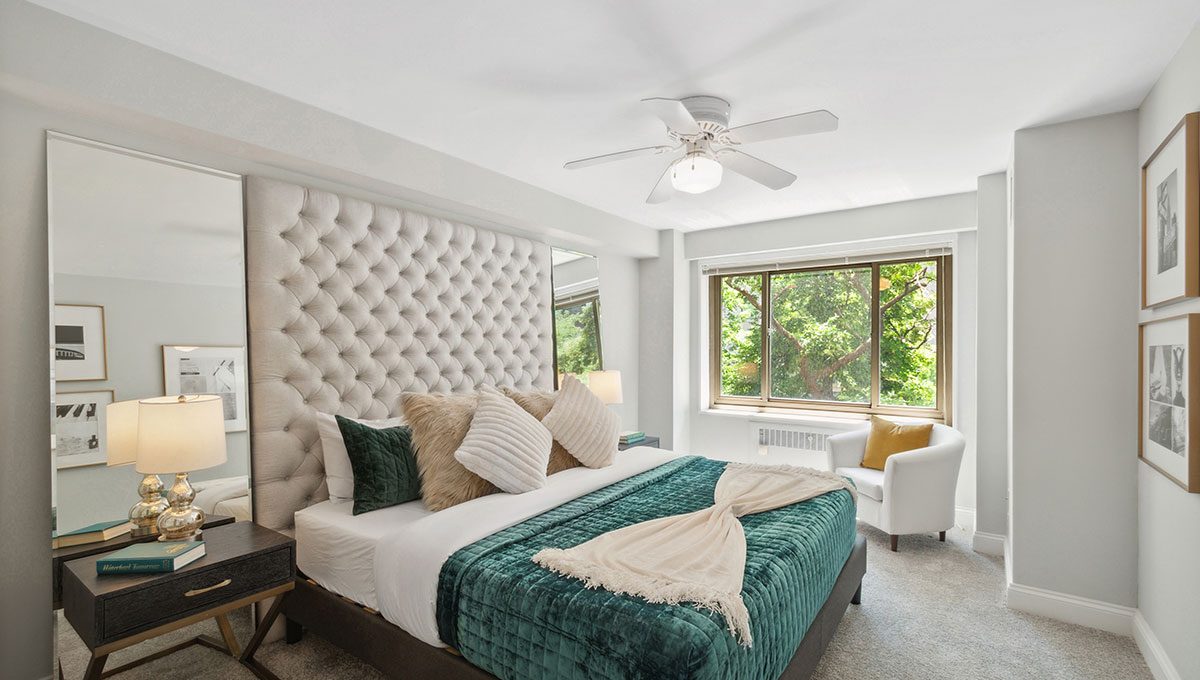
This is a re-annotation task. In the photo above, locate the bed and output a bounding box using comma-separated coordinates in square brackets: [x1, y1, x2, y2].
[244, 177, 865, 680]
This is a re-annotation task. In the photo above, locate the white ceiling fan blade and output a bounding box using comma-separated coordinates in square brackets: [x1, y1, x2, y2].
[642, 97, 701, 135]
[646, 162, 676, 204]
[718, 150, 796, 190]
[564, 145, 675, 170]
[727, 110, 838, 144]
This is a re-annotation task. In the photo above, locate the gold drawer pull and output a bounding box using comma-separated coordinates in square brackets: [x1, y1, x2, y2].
[185, 579, 232, 597]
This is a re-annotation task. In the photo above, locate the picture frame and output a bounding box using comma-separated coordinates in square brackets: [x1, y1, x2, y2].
[1142, 112, 1200, 308]
[54, 389, 114, 469]
[1139, 314, 1200, 492]
[162, 345, 248, 432]
[53, 304, 108, 381]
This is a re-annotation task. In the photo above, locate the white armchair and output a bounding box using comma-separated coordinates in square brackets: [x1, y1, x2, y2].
[827, 424, 965, 551]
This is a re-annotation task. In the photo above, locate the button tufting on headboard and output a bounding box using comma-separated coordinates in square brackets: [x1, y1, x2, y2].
[244, 177, 554, 531]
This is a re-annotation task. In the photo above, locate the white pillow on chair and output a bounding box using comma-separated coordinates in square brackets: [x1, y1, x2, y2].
[542, 374, 620, 468]
[454, 386, 552, 494]
[316, 412, 406, 503]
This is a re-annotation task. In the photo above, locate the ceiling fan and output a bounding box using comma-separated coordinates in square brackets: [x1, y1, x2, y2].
[564, 96, 838, 204]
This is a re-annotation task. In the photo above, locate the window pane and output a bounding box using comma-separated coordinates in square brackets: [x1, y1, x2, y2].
[718, 275, 763, 397]
[879, 260, 938, 407]
[769, 267, 872, 402]
[554, 299, 601, 376]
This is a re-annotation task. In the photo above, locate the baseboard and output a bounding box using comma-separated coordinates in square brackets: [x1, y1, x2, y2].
[1133, 610, 1182, 680]
[954, 506, 975, 532]
[971, 530, 1005, 556]
[1005, 582, 1134, 635]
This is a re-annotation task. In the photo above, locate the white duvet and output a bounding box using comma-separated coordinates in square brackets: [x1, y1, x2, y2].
[373, 448, 683, 647]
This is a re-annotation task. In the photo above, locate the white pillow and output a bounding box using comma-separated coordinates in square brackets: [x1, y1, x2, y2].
[453, 386, 552, 494]
[316, 412, 406, 503]
[541, 374, 620, 468]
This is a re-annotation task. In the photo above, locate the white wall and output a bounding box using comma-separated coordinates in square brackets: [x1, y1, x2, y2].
[1007, 111, 1139, 609]
[682, 194, 982, 526]
[1135, 23, 1200, 680]
[53, 274, 250, 532]
[975, 172, 1010, 549]
[638, 230, 690, 448]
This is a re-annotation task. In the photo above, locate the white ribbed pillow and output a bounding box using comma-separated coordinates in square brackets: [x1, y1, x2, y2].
[542, 374, 620, 468]
[454, 386, 552, 494]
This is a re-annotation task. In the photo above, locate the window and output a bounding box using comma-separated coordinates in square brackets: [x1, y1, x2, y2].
[554, 293, 603, 376]
[710, 255, 950, 420]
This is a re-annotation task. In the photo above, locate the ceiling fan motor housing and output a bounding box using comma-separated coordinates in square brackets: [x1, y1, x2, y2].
[680, 95, 731, 131]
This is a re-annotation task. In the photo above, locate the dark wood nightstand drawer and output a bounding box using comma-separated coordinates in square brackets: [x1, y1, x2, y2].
[64, 523, 295, 649]
[100, 545, 291, 642]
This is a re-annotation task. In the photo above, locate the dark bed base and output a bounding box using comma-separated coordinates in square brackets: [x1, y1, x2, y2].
[282, 535, 866, 680]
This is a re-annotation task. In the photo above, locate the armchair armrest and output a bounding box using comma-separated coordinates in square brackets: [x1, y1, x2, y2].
[881, 440, 965, 535]
[827, 428, 870, 471]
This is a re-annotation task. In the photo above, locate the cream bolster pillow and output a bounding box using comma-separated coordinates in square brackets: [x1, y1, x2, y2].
[316, 411, 407, 503]
[541, 374, 620, 469]
[454, 386, 552, 494]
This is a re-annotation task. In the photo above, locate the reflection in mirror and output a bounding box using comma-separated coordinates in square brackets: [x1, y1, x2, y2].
[48, 133, 248, 537]
[551, 248, 602, 382]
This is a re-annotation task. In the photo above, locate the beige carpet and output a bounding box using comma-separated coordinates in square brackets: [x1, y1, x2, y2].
[57, 525, 1151, 679]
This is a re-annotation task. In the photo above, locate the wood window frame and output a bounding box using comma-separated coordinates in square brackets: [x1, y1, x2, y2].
[553, 291, 604, 386]
[708, 255, 952, 423]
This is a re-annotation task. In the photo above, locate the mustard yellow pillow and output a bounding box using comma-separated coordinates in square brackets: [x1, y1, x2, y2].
[861, 417, 933, 470]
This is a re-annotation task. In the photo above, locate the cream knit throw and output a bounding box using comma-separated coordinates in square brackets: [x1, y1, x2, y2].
[532, 463, 856, 647]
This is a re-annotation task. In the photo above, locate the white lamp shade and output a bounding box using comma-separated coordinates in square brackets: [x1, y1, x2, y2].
[586, 370, 623, 405]
[134, 395, 228, 474]
[671, 153, 723, 194]
[106, 400, 140, 466]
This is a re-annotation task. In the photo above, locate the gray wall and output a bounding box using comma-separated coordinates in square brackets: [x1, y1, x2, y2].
[1136, 22, 1200, 680]
[1008, 111, 1139, 607]
[53, 274, 249, 533]
[974, 172, 1009, 545]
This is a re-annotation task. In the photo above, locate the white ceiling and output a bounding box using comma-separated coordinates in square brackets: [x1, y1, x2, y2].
[31, 0, 1200, 231]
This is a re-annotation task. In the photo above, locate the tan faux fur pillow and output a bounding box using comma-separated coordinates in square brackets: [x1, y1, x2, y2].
[501, 388, 584, 475]
[400, 392, 496, 511]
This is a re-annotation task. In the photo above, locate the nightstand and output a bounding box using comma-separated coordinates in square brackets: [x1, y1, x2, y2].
[52, 514, 235, 610]
[618, 435, 661, 451]
[61, 522, 295, 680]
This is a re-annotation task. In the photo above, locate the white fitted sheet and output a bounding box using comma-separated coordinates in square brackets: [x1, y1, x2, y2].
[295, 498, 433, 610]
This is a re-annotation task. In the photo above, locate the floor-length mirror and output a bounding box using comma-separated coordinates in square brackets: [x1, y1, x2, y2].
[551, 248, 603, 380]
[48, 132, 250, 537]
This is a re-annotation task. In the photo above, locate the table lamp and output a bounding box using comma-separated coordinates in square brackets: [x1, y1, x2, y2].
[134, 395, 227, 541]
[107, 399, 169, 537]
[586, 370, 623, 406]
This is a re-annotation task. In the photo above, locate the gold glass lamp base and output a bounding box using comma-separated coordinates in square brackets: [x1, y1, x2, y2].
[157, 472, 206, 541]
[128, 474, 170, 538]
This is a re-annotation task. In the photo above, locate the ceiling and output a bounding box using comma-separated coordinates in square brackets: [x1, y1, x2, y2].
[31, 0, 1200, 231]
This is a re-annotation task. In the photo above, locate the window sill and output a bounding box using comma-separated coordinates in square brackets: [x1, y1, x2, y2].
[700, 404, 941, 428]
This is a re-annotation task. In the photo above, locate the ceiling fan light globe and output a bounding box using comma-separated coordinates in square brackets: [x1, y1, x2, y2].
[671, 154, 722, 194]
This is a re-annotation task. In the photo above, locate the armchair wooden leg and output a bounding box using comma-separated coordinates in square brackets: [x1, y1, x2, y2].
[889, 535, 898, 552]
[939, 531, 946, 542]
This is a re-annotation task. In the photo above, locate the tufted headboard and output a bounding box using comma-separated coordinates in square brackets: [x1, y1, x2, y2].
[244, 177, 555, 531]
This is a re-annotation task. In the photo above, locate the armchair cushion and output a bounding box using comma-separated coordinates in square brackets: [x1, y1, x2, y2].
[862, 416, 933, 470]
[835, 466, 884, 501]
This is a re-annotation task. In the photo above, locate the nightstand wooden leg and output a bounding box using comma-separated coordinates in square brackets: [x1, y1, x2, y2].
[240, 593, 288, 680]
[82, 654, 107, 680]
[215, 613, 241, 656]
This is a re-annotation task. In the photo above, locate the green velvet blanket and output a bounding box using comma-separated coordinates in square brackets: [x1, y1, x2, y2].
[437, 456, 857, 680]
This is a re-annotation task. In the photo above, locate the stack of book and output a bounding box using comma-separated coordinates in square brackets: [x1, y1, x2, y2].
[619, 431, 646, 446]
[51, 519, 134, 549]
[96, 540, 206, 575]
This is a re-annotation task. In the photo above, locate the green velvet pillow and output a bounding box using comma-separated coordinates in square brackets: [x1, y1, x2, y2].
[335, 415, 421, 515]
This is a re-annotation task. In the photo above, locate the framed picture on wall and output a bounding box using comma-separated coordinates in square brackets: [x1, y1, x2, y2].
[54, 389, 113, 469]
[54, 304, 108, 381]
[162, 345, 248, 432]
[1140, 315, 1200, 492]
[1142, 112, 1199, 308]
